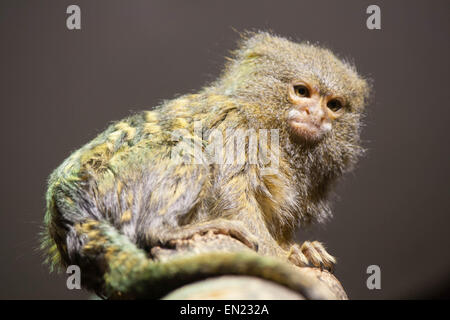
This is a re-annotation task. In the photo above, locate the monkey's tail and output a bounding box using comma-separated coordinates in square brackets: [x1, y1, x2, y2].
[119, 250, 335, 300]
[50, 218, 330, 299]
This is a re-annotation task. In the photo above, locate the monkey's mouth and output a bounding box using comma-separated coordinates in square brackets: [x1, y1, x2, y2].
[287, 108, 330, 142]
[288, 118, 324, 142]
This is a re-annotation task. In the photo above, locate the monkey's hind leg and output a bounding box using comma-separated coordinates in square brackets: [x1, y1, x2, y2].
[71, 219, 153, 297]
[148, 218, 261, 252]
[287, 241, 336, 271]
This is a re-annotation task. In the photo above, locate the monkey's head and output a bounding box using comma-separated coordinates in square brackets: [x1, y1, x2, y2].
[217, 32, 370, 176]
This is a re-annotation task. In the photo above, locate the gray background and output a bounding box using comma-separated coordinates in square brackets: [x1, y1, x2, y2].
[0, 0, 449, 299]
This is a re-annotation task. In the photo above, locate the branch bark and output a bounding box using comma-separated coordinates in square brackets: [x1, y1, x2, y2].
[149, 233, 347, 300]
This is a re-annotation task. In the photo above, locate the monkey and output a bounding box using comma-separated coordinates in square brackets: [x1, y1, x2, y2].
[41, 31, 370, 299]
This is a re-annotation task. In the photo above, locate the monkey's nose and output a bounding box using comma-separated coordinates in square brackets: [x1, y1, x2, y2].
[301, 104, 324, 119]
[311, 105, 325, 118]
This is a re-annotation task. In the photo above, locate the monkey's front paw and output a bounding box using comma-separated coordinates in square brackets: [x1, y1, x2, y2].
[287, 241, 336, 271]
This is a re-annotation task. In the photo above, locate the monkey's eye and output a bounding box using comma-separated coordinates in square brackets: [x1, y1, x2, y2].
[294, 85, 310, 98]
[327, 99, 343, 112]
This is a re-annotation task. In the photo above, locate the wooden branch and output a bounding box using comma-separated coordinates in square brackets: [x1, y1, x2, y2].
[149, 233, 347, 300]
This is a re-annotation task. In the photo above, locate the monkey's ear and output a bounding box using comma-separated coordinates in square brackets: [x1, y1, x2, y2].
[234, 31, 278, 61]
[360, 77, 373, 107]
[340, 59, 372, 110]
[351, 77, 372, 111]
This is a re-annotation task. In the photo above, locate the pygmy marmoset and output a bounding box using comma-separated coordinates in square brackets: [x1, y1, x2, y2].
[42, 32, 370, 298]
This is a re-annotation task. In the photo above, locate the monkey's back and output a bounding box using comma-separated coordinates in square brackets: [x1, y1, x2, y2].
[42, 92, 254, 268]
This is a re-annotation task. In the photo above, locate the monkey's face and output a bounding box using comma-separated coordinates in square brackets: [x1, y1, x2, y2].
[221, 32, 369, 157]
[287, 80, 345, 144]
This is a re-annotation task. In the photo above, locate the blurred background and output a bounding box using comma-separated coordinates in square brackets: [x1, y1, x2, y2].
[0, 0, 449, 299]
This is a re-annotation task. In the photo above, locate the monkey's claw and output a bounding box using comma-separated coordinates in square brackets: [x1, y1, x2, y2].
[287, 241, 336, 271]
